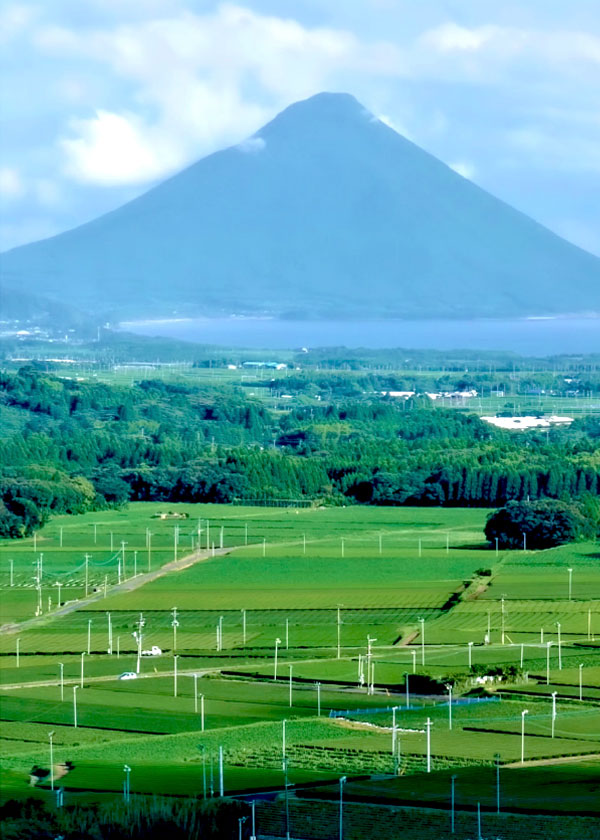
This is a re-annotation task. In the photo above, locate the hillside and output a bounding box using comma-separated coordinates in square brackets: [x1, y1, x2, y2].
[1, 92, 599, 321]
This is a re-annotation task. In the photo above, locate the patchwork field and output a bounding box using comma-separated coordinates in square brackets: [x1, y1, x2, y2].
[1, 503, 599, 819]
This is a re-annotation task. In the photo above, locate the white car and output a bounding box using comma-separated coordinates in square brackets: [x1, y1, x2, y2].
[118, 671, 137, 681]
[141, 646, 162, 657]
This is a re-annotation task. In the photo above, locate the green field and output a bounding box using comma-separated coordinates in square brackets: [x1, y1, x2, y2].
[1, 503, 599, 817]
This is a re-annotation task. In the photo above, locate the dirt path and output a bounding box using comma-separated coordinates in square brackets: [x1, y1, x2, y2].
[0, 546, 231, 636]
[503, 753, 600, 769]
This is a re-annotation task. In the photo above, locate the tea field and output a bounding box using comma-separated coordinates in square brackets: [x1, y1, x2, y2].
[1, 503, 599, 820]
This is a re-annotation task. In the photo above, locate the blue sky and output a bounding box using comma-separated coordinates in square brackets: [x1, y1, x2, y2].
[1, 0, 599, 254]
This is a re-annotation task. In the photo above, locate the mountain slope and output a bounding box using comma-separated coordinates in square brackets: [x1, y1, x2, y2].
[2, 92, 599, 320]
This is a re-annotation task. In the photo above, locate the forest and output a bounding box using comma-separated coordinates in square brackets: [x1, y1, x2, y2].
[1, 366, 600, 537]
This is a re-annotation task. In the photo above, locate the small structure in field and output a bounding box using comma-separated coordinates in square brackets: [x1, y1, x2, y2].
[151, 511, 189, 520]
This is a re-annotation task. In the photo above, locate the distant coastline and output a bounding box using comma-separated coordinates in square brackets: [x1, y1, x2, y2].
[119, 315, 600, 355]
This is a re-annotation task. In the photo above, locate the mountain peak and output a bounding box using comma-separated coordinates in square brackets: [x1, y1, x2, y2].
[258, 91, 373, 139]
[2, 93, 599, 321]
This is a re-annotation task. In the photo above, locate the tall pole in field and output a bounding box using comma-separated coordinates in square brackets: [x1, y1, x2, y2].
[568, 567, 573, 601]
[551, 691, 557, 738]
[419, 618, 425, 665]
[110, 532, 114, 552]
[242, 609, 247, 646]
[174, 654, 178, 697]
[134, 551, 138, 578]
[73, 685, 79, 728]
[219, 615, 224, 652]
[339, 776, 346, 840]
[87, 619, 92, 655]
[220, 526, 224, 550]
[556, 622, 562, 670]
[289, 665, 293, 707]
[391, 706, 398, 754]
[48, 731, 55, 790]
[80, 652, 86, 688]
[120, 542, 127, 579]
[107, 612, 113, 655]
[274, 638, 281, 680]
[123, 765, 131, 803]
[206, 520, 210, 551]
[446, 532, 450, 554]
[468, 641, 473, 669]
[16, 637, 20, 668]
[316, 682, 321, 716]
[546, 641, 552, 685]
[171, 607, 178, 651]
[446, 684, 453, 730]
[425, 718, 432, 773]
[501, 596, 506, 645]
[495, 753, 501, 814]
[282, 719, 286, 770]
[520, 709, 529, 763]
[337, 606, 342, 659]
[579, 663, 584, 701]
[59, 662, 64, 701]
[135, 613, 144, 674]
[262, 538, 266, 557]
[201, 693, 205, 731]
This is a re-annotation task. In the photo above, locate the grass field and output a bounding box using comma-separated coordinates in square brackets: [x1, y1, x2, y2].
[1, 503, 599, 817]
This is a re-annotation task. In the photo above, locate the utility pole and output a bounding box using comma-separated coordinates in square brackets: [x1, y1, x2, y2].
[274, 638, 281, 680]
[107, 612, 113, 655]
[172, 607, 179, 651]
[242, 609, 247, 646]
[425, 718, 432, 773]
[337, 606, 342, 659]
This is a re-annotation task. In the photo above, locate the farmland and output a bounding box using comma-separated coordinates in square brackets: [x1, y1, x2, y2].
[1, 501, 599, 832]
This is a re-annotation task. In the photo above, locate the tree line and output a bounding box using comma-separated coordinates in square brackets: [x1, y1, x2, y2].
[1, 367, 599, 537]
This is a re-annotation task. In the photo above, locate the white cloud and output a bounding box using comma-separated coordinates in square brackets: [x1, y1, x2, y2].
[422, 23, 500, 53]
[0, 167, 25, 199]
[449, 161, 476, 180]
[237, 136, 266, 154]
[0, 3, 37, 44]
[60, 110, 182, 185]
[36, 4, 404, 186]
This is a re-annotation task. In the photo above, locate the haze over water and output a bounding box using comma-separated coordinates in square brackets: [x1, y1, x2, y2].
[123, 317, 600, 355]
